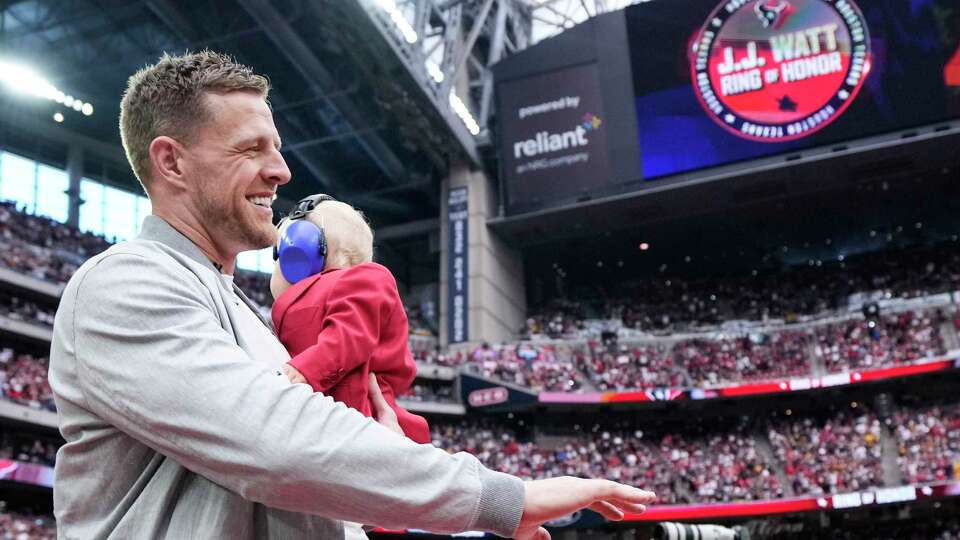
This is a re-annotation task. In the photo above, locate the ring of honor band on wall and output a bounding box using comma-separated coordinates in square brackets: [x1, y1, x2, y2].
[690, 0, 871, 142]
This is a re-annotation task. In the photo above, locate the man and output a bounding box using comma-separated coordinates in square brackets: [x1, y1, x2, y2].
[49, 50, 655, 539]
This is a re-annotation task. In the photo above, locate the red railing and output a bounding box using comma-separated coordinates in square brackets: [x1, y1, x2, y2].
[374, 481, 960, 536]
[539, 357, 958, 404]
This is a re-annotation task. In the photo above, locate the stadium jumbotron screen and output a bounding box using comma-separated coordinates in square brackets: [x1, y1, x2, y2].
[629, 0, 960, 180]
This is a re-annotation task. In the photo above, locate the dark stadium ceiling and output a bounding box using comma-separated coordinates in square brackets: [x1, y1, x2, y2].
[523, 163, 960, 284]
[0, 0, 475, 227]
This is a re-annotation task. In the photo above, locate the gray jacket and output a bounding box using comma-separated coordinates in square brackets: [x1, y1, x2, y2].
[49, 215, 524, 539]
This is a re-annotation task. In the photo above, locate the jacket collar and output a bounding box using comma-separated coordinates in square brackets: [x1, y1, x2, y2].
[138, 215, 222, 274]
[139, 215, 275, 331]
[271, 267, 341, 334]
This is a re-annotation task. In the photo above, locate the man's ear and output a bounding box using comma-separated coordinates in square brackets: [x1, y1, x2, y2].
[148, 136, 187, 189]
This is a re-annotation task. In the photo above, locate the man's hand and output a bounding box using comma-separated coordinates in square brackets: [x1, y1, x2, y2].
[514, 477, 655, 540]
[368, 373, 404, 436]
[282, 363, 307, 385]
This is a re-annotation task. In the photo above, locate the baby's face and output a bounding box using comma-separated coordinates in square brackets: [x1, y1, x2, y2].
[269, 260, 291, 300]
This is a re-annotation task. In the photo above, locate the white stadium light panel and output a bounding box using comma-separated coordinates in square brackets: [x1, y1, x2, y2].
[0, 59, 94, 118]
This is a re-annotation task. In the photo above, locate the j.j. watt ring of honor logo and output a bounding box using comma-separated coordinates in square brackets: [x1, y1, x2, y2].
[690, 0, 871, 142]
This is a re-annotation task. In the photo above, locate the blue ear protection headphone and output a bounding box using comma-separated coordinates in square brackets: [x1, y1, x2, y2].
[272, 194, 337, 284]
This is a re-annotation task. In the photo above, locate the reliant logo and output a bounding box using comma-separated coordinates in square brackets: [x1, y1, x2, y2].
[690, 0, 871, 142]
[513, 113, 602, 159]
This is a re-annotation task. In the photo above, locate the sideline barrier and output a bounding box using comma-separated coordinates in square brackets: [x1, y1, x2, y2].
[0, 459, 54, 488]
[539, 356, 959, 405]
[373, 481, 960, 536]
[625, 481, 960, 521]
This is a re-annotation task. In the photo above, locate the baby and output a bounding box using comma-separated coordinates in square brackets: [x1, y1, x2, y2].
[270, 194, 430, 444]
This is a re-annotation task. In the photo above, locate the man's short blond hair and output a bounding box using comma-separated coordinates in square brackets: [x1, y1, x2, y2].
[119, 50, 270, 191]
[303, 200, 374, 269]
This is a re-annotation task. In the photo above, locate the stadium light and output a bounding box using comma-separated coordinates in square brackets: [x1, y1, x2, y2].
[449, 91, 481, 135]
[0, 59, 94, 117]
[375, 0, 418, 44]
[426, 61, 444, 84]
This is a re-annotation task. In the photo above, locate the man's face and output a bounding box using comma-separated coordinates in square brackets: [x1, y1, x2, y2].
[180, 91, 291, 256]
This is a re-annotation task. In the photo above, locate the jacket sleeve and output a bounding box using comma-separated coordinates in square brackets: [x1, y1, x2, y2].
[288, 263, 400, 393]
[68, 253, 524, 537]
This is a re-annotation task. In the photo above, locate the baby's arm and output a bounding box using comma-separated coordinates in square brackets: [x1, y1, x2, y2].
[287, 263, 401, 393]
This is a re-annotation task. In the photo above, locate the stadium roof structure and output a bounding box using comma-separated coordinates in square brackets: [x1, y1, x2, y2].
[520, 0, 648, 43]
[0, 0, 601, 228]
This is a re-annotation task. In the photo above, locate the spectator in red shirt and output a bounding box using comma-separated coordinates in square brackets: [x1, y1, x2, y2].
[269, 195, 430, 444]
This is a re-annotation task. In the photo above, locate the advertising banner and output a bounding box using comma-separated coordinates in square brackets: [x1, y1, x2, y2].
[447, 187, 468, 344]
[0, 459, 54, 488]
[498, 63, 612, 213]
[460, 372, 539, 412]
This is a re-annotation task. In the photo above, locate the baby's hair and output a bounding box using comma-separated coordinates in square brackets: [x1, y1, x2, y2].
[304, 200, 373, 269]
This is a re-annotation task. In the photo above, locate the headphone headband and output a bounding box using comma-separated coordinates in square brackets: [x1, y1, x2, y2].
[285, 194, 338, 222]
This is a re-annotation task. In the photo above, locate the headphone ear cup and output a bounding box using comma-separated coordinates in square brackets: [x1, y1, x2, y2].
[278, 220, 323, 284]
[316, 227, 327, 273]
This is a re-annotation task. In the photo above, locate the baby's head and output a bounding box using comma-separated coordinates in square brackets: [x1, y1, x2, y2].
[270, 197, 373, 299]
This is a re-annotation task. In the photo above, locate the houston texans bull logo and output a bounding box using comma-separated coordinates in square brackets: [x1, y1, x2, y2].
[754, 0, 795, 29]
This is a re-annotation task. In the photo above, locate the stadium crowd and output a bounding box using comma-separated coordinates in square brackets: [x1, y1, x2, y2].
[0, 510, 55, 540]
[0, 293, 55, 328]
[893, 402, 960, 484]
[0, 200, 276, 310]
[399, 383, 456, 404]
[0, 348, 54, 412]
[768, 409, 885, 495]
[405, 303, 437, 337]
[526, 243, 960, 335]
[232, 271, 272, 308]
[0, 240, 77, 285]
[0, 201, 109, 284]
[0, 432, 57, 467]
[814, 309, 947, 373]
[675, 330, 811, 386]
[429, 404, 946, 504]
[452, 305, 950, 392]
[431, 421, 677, 505]
[657, 430, 782, 503]
[580, 342, 682, 391]
[0, 202, 110, 259]
[412, 347, 463, 367]
[463, 342, 586, 391]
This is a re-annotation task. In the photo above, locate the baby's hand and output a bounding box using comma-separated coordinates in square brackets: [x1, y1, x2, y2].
[368, 373, 404, 436]
[282, 363, 308, 385]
